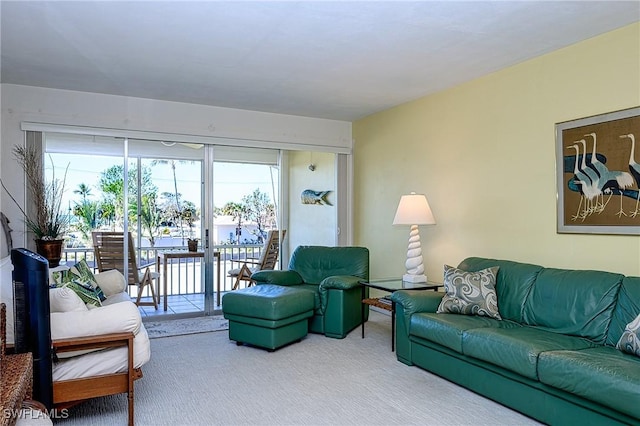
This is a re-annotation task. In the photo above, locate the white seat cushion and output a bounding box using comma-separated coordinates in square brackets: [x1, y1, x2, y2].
[49, 287, 88, 313]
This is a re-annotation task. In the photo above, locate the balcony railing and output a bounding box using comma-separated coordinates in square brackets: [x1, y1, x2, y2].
[61, 243, 273, 304]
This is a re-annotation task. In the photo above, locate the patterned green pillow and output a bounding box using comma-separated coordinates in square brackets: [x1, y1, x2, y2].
[616, 313, 640, 357]
[437, 264, 502, 320]
[53, 259, 105, 307]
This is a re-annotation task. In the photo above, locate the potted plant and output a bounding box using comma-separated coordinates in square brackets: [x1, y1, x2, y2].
[1, 145, 70, 267]
[187, 238, 199, 252]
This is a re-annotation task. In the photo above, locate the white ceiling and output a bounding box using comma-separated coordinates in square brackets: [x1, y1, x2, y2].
[1, 1, 639, 122]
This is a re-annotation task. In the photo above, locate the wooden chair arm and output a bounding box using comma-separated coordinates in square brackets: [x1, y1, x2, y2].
[230, 258, 261, 267]
[53, 332, 134, 353]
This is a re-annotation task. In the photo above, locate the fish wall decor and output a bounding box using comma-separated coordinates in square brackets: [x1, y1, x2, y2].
[301, 189, 332, 205]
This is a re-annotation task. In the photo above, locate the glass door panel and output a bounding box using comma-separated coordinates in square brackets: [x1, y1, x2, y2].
[205, 146, 281, 311]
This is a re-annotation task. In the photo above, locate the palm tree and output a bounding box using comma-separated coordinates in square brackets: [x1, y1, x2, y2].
[150, 159, 195, 243]
[219, 202, 246, 244]
[139, 193, 162, 247]
[242, 189, 275, 242]
[72, 182, 100, 242]
[74, 183, 92, 202]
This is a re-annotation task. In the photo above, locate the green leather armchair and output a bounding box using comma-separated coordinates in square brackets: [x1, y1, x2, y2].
[252, 245, 370, 339]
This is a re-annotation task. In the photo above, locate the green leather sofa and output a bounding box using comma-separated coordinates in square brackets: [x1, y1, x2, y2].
[251, 245, 369, 339]
[391, 257, 640, 425]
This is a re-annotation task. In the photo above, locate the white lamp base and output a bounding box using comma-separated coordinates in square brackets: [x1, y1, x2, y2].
[403, 273, 427, 283]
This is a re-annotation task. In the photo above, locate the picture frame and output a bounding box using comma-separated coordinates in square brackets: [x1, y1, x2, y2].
[556, 106, 640, 235]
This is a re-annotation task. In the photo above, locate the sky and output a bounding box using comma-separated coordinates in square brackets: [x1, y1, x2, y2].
[48, 153, 279, 212]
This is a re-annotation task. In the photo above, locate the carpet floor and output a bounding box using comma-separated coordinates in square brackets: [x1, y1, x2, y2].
[144, 316, 229, 339]
[55, 311, 540, 426]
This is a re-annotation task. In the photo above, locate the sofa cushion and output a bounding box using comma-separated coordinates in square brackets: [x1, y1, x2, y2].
[607, 276, 640, 346]
[462, 326, 597, 380]
[457, 257, 542, 323]
[410, 313, 519, 353]
[437, 265, 501, 320]
[522, 268, 623, 344]
[297, 283, 321, 313]
[53, 281, 103, 307]
[616, 313, 640, 357]
[93, 269, 127, 297]
[49, 287, 88, 313]
[538, 346, 640, 419]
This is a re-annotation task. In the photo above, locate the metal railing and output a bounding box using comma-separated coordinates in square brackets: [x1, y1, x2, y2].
[61, 243, 272, 301]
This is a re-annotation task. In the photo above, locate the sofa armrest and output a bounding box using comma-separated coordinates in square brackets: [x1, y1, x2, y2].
[53, 331, 134, 354]
[390, 290, 443, 314]
[50, 301, 142, 341]
[390, 290, 444, 340]
[251, 270, 304, 286]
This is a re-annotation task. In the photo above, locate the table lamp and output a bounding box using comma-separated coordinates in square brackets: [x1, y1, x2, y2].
[392, 192, 436, 283]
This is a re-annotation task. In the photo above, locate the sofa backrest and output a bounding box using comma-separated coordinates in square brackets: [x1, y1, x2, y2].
[457, 257, 542, 323]
[606, 276, 640, 346]
[289, 246, 369, 284]
[522, 268, 623, 344]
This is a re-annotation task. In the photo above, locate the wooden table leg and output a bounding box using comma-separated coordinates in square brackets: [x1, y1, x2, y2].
[163, 256, 168, 311]
[155, 255, 161, 307]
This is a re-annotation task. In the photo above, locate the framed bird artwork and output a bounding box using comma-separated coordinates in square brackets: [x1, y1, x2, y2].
[556, 106, 640, 235]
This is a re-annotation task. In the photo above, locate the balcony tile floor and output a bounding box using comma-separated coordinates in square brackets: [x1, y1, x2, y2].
[137, 294, 220, 317]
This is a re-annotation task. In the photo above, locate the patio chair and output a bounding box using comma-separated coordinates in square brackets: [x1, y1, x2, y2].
[228, 230, 285, 290]
[92, 231, 159, 309]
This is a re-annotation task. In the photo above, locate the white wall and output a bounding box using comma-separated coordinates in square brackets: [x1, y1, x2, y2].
[1, 84, 352, 249]
[288, 151, 336, 251]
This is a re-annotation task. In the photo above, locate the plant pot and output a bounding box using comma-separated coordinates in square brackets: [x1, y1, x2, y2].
[187, 240, 198, 252]
[35, 239, 64, 268]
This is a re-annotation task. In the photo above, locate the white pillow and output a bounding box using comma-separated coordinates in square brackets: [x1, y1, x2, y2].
[49, 287, 88, 313]
[94, 269, 127, 296]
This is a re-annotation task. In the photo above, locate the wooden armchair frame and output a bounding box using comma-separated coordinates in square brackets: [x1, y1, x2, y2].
[229, 230, 285, 290]
[52, 332, 140, 426]
[92, 231, 158, 309]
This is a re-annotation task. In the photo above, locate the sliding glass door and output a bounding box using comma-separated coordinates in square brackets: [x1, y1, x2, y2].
[42, 129, 345, 319]
[45, 133, 286, 317]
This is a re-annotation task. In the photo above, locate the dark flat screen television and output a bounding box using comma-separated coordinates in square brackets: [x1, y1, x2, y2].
[11, 248, 53, 409]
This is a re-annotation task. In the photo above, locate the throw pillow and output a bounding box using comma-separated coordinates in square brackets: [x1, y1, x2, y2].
[93, 269, 126, 296]
[52, 259, 105, 307]
[437, 264, 502, 320]
[68, 259, 106, 302]
[49, 287, 88, 313]
[616, 313, 640, 357]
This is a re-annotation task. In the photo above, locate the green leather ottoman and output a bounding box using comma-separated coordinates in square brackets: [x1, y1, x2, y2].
[222, 284, 314, 351]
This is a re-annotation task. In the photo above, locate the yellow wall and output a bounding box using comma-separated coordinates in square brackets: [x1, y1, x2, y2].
[353, 23, 640, 280]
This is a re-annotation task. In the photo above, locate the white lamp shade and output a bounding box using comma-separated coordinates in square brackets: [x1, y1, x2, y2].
[393, 193, 436, 225]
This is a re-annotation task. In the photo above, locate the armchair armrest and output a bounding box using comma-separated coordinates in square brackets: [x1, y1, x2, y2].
[318, 275, 362, 314]
[251, 270, 304, 286]
[319, 275, 362, 291]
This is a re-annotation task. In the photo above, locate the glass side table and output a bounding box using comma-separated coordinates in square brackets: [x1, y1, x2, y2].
[359, 279, 442, 351]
